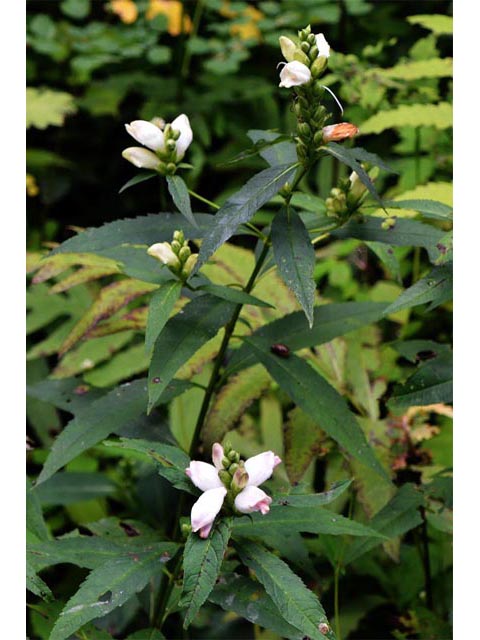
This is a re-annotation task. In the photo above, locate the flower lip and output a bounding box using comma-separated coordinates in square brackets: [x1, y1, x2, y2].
[185, 460, 223, 492]
[234, 486, 273, 514]
[314, 33, 330, 58]
[122, 147, 161, 170]
[190, 487, 227, 537]
[245, 451, 282, 487]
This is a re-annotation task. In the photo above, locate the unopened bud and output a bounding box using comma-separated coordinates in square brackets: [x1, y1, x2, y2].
[293, 49, 311, 66]
[166, 162, 177, 174]
[311, 55, 328, 77]
[298, 122, 312, 139]
[279, 36, 297, 62]
[300, 41, 310, 53]
[229, 463, 239, 475]
[166, 139, 177, 152]
[151, 117, 165, 129]
[173, 230, 185, 242]
[181, 522, 192, 536]
[171, 240, 182, 253]
[322, 122, 359, 143]
[231, 467, 249, 492]
[314, 131, 324, 146]
[309, 45, 319, 61]
[171, 129, 181, 141]
[218, 469, 231, 487]
[313, 81, 325, 97]
[178, 245, 191, 262]
[181, 254, 198, 278]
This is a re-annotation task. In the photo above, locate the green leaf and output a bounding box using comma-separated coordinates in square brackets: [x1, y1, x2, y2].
[83, 343, 150, 387]
[34, 472, 117, 506]
[273, 480, 352, 508]
[196, 163, 297, 271]
[36, 379, 189, 485]
[119, 171, 157, 194]
[148, 294, 236, 411]
[209, 574, 304, 639]
[126, 630, 166, 640]
[166, 175, 197, 228]
[198, 283, 274, 308]
[370, 58, 452, 81]
[388, 351, 452, 410]
[407, 14, 453, 35]
[360, 102, 452, 135]
[236, 541, 335, 640]
[247, 129, 298, 167]
[27, 561, 53, 600]
[242, 339, 388, 479]
[344, 484, 424, 565]
[321, 143, 384, 207]
[228, 301, 388, 374]
[332, 216, 444, 263]
[27, 478, 50, 541]
[145, 280, 183, 353]
[272, 206, 316, 327]
[383, 264, 452, 315]
[381, 199, 453, 221]
[283, 407, 326, 484]
[60, 0, 91, 20]
[49, 545, 177, 640]
[233, 505, 385, 538]
[26, 87, 77, 129]
[366, 241, 402, 282]
[180, 520, 232, 628]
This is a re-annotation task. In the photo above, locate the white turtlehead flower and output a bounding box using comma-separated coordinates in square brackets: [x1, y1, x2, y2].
[125, 120, 165, 152]
[279, 61, 312, 88]
[315, 33, 330, 59]
[170, 114, 193, 161]
[186, 443, 281, 538]
[122, 147, 160, 170]
[147, 242, 180, 268]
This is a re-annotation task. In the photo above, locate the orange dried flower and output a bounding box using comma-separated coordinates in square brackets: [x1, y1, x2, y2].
[322, 122, 359, 143]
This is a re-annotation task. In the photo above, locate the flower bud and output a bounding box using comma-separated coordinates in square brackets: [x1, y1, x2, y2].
[171, 240, 182, 253]
[298, 122, 312, 140]
[279, 61, 312, 88]
[300, 41, 310, 53]
[293, 49, 311, 66]
[222, 456, 230, 468]
[314, 131, 324, 146]
[218, 469, 231, 487]
[228, 463, 239, 476]
[279, 35, 297, 62]
[381, 217, 397, 230]
[308, 45, 319, 61]
[173, 230, 185, 243]
[166, 139, 177, 152]
[322, 122, 359, 143]
[166, 162, 177, 175]
[181, 254, 198, 278]
[311, 55, 328, 78]
[147, 242, 181, 269]
[178, 245, 191, 262]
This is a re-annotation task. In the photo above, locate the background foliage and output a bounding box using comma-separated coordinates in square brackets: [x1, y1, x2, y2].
[27, 1, 452, 639]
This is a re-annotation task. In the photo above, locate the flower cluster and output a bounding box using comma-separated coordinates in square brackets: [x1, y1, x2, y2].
[186, 442, 281, 538]
[277, 26, 358, 165]
[325, 167, 377, 220]
[122, 114, 193, 175]
[147, 230, 197, 280]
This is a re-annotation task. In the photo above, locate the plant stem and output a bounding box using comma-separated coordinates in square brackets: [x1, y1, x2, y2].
[334, 565, 342, 640]
[188, 189, 220, 210]
[420, 505, 434, 610]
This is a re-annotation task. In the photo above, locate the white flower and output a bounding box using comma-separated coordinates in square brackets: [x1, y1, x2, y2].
[122, 147, 160, 170]
[125, 120, 165, 152]
[186, 443, 281, 537]
[170, 114, 193, 161]
[279, 61, 312, 88]
[147, 242, 181, 268]
[315, 33, 330, 59]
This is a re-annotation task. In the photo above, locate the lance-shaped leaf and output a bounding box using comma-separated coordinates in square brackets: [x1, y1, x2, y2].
[272, 206, 316, 327]
[148, 294, 236, 411]
[166, 175, 197, 228]
[383, 264, 452, 315]
[236, 541, 335, 640]
[196, 163, 297, 271]
[242, 339, 388, 479]
[344, 484, 424, 565]
[381, 199, 453, 221]
[119, 170, 157, 194]
[273, 480, 352, 508]
[198, 283, 274, 308]
[227, 301, 388, 375]
[180, 520, 232, 628]
[34, 472, 117, 506]
[145, 280, 183, 353]
[49, 544, 178, 640]
[209, 574, 304, 639]
[36, 378, 190, 485]
[27, 562, 53, 600]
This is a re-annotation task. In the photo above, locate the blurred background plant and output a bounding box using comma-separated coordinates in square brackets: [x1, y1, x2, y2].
[27, 2, 452, 638]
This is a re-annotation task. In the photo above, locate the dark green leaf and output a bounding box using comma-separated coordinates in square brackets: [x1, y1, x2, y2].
[388, 351, 452, 409]
[196, 164, 297, 271]
[348, 146, 398, 174]
[27, 561, 53, 600]
[272, 206, 316, 327]
[228, 301, 388, 374]
[27, 478, 50, 541]
[145, 280, 183, 353]
[273, 480, 352, 507]
[233, 505, 385, 538]
[382, 199, 453, 220]
[390, 339, 451, 363]
[366, 241, 402, 282]
[166, 175, 197, 228]
[34, 472, 117, 506]
[344, 484, 424, 565]
[36, 379, 189, 485]
[383, 264, 452, 315]
[27, 378, 107, 415]
[148, 294, 236, 411]
[180, 520, 232, 628]
[332, 216, 444, 263]
[49, 545, 177, 640]
[119, 171, 157, 194]
[198, 283, 274, 308]
[242, 339, 388, 479]
[247, 129, 298, 167]
[126, 630, 166, 640]
[209, 574, 304, 639]
[236, 541, 335, 640]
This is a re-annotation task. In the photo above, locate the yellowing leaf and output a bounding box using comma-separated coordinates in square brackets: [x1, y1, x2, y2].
[360, 102, 452, 135]
[407, 14, 453, 35]
[109, 0, 138, 23]
[369, 58, 452, 81]
[26, 87, 77, 129]
[146, 0, 192, 35]
[31, 252, 120, 284]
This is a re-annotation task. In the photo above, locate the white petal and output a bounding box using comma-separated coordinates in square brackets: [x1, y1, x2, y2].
[147, 242, 180, 267]
[122, 147, 160, 170]
[186, 461, 223, 491]
[171, 114, 193, 161]
[212, 443, 224, 470]
[234, 486, 272, 515]
[125, 120, 165, 152]
[314, 33, 330, 58]
[278, 61, 311, 88]
[245, 451, 282, 487]
[191, 487, 227, 533]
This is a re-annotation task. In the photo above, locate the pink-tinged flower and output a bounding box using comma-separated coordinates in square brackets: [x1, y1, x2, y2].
[234, 486, 272, 515]
[322, 122, 359, 143]
[279, 61, 312, 88]
[185, 443, 282, 537]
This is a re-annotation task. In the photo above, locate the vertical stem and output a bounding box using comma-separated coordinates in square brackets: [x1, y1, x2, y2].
[334, 565, 342, 640]
[420, 505, 434, 610]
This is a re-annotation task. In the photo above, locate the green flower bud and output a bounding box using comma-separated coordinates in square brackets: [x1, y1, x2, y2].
[311, 56, 328, 78]
[171, 240, 182, 253]
[299, 122, 312, 140]
[308, 45, 319, 61]
[166, 139, 176, 152]
[229, 462, 239, 476]
[181, 254, 198, 279]
[300, 41, 310, 54]
[173, 230, 184, 243]
[231, 467, 249, 493]
[313, 80, 325, 97]
[171, 128, 181, 141]
[293, 49, 311, 66]
[381, 217, 397, 230]
[307, 33, 316, 45]
[166, 162, 177, 175]
[222, 456, 230, 468]
[313, 130, 324, 146]
[178, 245, 191, 262]
[218, 469, 232, 487]
[223, 440, 232, 454]
[279, 36, 297, 62]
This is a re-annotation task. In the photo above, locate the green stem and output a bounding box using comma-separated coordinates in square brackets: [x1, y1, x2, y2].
[334, 565, 342, 640]
[188, 189, 220, 210]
